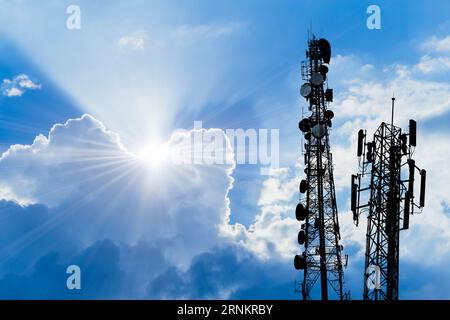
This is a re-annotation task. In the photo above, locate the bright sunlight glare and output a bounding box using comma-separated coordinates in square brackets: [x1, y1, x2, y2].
[137, 142, 170, 168]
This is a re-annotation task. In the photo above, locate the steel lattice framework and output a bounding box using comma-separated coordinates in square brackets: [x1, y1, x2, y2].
[294, 35, 347, 301]
[352, 101, 426, 300]
[364, 123, 403, 300]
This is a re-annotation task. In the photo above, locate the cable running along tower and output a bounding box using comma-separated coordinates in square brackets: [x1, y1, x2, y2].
[294, 35, 347, 300]
[351, 97, 427, 300]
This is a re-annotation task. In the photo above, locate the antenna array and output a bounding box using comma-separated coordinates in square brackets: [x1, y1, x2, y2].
[351, 99, 426, 300]
[294, 35, 348, 301]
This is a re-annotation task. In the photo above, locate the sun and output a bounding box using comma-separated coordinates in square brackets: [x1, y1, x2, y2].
[136, 142, 170, 168]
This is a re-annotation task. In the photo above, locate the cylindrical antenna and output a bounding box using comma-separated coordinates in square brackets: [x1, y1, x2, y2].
[409, 120, 417, 147]
[357, 129, 365, 157]
[391, 95, 396, 128]
[420, 169, 427, 207]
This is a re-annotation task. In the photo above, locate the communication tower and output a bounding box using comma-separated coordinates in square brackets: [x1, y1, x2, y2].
[294, 35, 348, 301]
[351, 97, 426, 300]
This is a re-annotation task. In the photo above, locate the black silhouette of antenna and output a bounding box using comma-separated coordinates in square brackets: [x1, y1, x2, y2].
[294, 34, 348, 301]
[351, 97, 426, 300]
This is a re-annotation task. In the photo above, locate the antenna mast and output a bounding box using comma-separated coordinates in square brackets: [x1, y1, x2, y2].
[294, 35, 348, 300]
[391, 96, 395, 128]
[352, 99, 427, 300]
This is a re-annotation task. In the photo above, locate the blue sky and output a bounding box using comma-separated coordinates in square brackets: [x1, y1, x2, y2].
[1, 0, 450, 299]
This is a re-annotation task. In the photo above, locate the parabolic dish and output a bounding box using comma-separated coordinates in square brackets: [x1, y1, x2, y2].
[300, 83, 312, 98]
[311, 123, 327, 139]
[310, 73, 324, 86]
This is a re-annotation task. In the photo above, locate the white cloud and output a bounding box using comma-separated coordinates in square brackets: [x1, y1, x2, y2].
[0, 112, 299, 268]
[16, 74, 41, 89]
[118, 32, 145, 50]
[423, 35, 450, 53]
[0, 114, 130, 206]
[413, 35, 450, 74]
[257, 168, 298, 206]
[4, 87, 23, 97]
[400, 133, 450, 264]
[1, 74, 41, 97]
[0, 114, 236, 270]
[221, 166, 300, 260]
[414, 55, 450, 74]
[332, 69, 450, 127]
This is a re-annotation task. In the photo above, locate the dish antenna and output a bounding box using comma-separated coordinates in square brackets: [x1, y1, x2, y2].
[318, 38, 331, 63]
[300, 83, 312, 98]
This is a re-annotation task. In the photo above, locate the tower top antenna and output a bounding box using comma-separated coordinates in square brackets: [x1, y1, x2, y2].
[391, 94, 396, 128]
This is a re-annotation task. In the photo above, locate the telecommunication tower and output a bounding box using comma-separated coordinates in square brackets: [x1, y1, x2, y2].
[351, 97, 427, 300]
[294, 35, 348, 300]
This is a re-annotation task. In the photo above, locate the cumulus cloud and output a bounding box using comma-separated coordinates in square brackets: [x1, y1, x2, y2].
[0, 115, 236, 262]
[0, 113, 300, 299]
[221, 167, 299, 261]
[1, 74, 41, 97]
[0, 114, 131, 206]
[0, 114, 241, 288]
